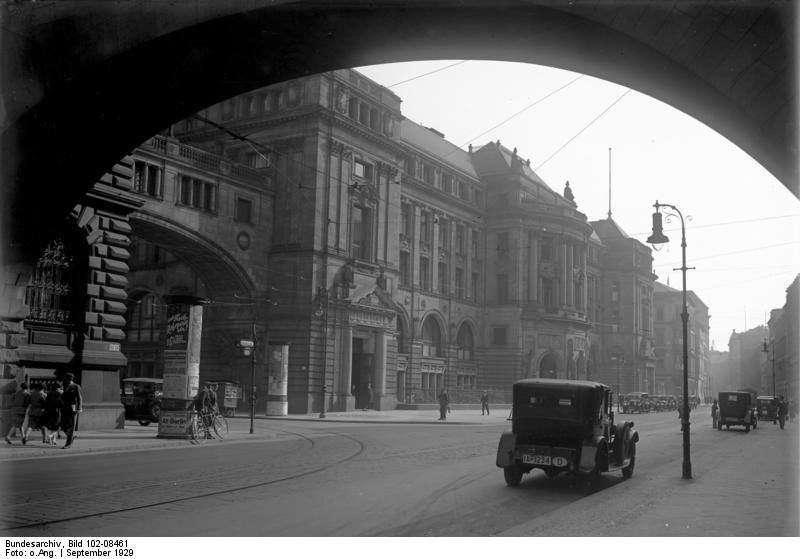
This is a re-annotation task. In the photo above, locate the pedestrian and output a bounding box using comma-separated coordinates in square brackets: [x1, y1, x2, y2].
[28, 382, 47, 443]
[367, 382, 374, 410]
[60, 373, 83, 449]
[5, 382, 31, 444]
[481, 390, 490, 416]
[711, 399, 719, 429]
[42, 381, 63, 446]
[437, 388, 449, 421]
[776, 395, 788, 430]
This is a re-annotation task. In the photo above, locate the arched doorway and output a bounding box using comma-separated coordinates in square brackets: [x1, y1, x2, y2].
[539, 352, 558, 379]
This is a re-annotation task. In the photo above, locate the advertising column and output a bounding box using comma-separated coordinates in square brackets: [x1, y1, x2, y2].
[158, 295, 205, 438]
[266, 343, 290, 416]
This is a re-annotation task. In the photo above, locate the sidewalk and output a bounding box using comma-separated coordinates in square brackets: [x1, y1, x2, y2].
[0, 406, 511, 461]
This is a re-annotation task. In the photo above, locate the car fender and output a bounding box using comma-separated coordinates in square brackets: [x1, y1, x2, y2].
[496, 431, 517, 468]
[577, 436, 605, 473]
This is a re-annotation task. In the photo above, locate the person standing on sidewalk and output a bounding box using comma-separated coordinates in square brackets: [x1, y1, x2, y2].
[367, 382, 375, 410]
[481, 391, 490, 416]
[776, 395, 788, 430]
[28, 383, 47, 443]
[711, 399, 719, 429]
[60, 373, 83, 449]
[438, 388, 449, 421]
[42, 381, 63, 446]
[5, 382, 31, 444]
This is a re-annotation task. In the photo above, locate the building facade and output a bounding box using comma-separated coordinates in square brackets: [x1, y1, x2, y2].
[765, 274, 799, 400]
[653, 283, 711, 400]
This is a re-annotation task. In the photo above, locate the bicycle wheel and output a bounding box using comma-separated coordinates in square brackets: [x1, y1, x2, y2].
[212, 414, 228, 438]
[189, 415, 206, 444]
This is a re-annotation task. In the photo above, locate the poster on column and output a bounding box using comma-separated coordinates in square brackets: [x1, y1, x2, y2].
[166, 306, 189, 349]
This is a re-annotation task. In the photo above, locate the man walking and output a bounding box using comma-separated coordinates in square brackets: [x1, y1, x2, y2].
[438, 388, 449, 421]
[481, 391, 490, 416]
[60, 373, 82, 449]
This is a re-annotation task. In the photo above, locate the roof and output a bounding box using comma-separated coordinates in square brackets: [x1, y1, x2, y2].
[471, 141, 551, 188]
[590, 217, 630, 240]
[513, 378, 608, 391]
[399, 119, 479, 179]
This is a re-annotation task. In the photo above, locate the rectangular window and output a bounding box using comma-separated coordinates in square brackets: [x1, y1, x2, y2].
[400, 252, 410, 286]
[458, 181, 468, 200]
[179, 176, 192, 205]
[348, 97, 359, 120]
[401, 203, 412, 237]
[235, 197, 253, 223]
[354, 159, 373, 180]
[542, 278, 555, 307]
[656, 306, 664, 321]
[134, 160, 162, 198]
[437, 218, 449, 250]
[456, 224, 465, 255]
[471, 272, 480, 302]
[493, 327, 507, 346]
[422, 165, 434, 185]
[351, 205, 372, 260]
[404, 158, 416, 176]
[497, 232, 509, 254]
[455, 268, 465, 299]
[540, 237, 554, 261]
[420, 211, 432, 244]
[359, 102, 370, 125]
[471, 230, 480, 259]
[497, 274, 508, 303]
[441, 174, 453, 193]
[438, 262, 448, 295]
[419, 257, 431, 290]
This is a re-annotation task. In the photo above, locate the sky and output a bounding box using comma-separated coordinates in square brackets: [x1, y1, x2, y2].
[356, 60, 800, 353]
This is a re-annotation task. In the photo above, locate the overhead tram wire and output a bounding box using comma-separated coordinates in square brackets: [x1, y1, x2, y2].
[386, 60, 470, 88]
[534, 88, 632, 171]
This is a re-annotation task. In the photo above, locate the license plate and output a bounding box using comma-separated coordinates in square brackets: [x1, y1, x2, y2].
[523, 454, 551, 465]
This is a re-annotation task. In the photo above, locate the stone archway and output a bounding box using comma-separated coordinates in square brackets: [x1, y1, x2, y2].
[539, 352, 559, 379]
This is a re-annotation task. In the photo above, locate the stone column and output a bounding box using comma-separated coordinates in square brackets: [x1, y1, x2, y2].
[374, 329, 387, 410]
[343, 325, 355, 410]
[561, 238, 568, 306]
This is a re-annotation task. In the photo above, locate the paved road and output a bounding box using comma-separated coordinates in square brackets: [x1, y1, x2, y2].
[1, 410, 797, 536]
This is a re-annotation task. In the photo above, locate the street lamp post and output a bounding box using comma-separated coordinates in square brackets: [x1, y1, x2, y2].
[613, 355, 625, 412]
[648, 201, 694, 480]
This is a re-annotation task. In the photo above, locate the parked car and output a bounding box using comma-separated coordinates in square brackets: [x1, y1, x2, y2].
[496, 379, 638, 485]
[622, 392, 651, 413]
[120, 377, 163, 426]
[756, 395, 777, 422]
[717, 391, 757, 432]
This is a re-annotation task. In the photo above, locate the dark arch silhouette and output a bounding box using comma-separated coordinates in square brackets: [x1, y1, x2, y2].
[3, 1, 796, 261]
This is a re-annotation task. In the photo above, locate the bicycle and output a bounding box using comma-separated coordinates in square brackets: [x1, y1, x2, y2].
[190, 408, 228, 442]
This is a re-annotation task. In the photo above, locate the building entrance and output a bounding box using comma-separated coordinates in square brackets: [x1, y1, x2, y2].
[351, 337, 374, 409]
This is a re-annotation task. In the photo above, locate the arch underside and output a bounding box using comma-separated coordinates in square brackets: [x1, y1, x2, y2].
[3, 2, 796, 261]
[129, 213, 255, 298]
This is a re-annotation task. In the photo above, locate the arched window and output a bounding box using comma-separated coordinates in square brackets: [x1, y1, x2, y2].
[421, 315, 442, 357]
[396, 317, 408, 354]
[456, 323, 475, 361]
[539, 353, 558, 378]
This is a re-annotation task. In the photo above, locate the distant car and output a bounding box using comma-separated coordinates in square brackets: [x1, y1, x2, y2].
[496, 379, 638, 485]
[717, 391, 757, 432]
[756, 396, 777, 422]
[622, 392, 650, 413]
[120, 377, 163, 426]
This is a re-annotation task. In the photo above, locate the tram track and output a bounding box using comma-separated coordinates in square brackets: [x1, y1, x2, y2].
[0, 428, 366, 532]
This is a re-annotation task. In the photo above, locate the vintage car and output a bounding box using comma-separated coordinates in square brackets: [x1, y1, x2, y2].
[120, 377, 163, 426]
[717, 391, 757, 432]
[496, 379, 638, 485]
[622, 392, 651, 413]
[756, 395, 777, 422]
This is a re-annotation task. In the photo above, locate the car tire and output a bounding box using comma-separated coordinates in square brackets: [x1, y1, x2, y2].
[504, 466, 523, 486]
[622, 445, 635, 479]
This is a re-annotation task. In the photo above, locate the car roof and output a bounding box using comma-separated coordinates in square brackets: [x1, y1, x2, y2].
[513, 378, 608, 391]
[121, 377, 163, 384]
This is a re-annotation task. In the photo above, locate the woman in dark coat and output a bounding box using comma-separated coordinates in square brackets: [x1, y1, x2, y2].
[42, 381, 63, 446]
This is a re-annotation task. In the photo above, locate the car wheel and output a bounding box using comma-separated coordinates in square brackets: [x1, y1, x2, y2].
[622, 446, 636, 479]
[503, 466, 523, 486]
[745, 424, 750, 433]
[138, 420, 151, 426]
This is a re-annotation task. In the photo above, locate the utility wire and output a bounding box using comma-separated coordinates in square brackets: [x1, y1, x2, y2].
[654, 240, 800, 267]
[628, 214, 800, 238]
[535, 88, 631, 171]
[386, 60, 470, 87]
[455, 75, 585, 150]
